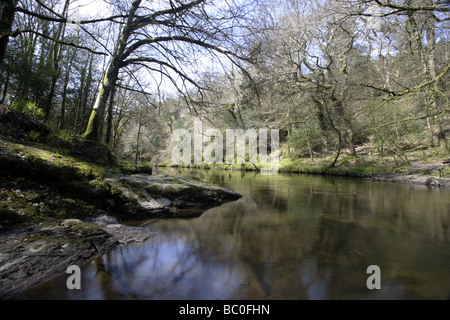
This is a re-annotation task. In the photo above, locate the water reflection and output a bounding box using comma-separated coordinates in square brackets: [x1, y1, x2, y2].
[17, 169, 450, 299]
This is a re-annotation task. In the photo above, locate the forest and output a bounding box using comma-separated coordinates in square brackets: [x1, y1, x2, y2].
[1, 0, 449, 174]
[1, 0, 450, 302]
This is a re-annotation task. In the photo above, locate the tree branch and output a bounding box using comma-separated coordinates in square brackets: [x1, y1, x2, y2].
[122, 35, 244, 62]
[15, 7, 127, 25]
[373, 0, 450, 13]
[121, 56, 204, 90]
[130, 0, 207, 31]
[358, 64, 450, 99]
[8, 29, 107, 55]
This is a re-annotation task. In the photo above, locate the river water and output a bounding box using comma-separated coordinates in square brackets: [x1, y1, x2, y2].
[17, 168, 450, 299]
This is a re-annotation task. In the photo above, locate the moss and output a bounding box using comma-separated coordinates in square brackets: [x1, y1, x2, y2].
[82, 109, 98, 140]
[0, 112, 122, 229]
[69, 222, 105, 237]
[117, 161, 152, 175]
[0, 139, 107, 183]
[0, 174, 110, 230]
[441, 167, 450, 178]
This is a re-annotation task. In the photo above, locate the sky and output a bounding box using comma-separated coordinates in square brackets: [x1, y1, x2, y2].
[63, 0, 237, 96]
[68, 0, 112, 20]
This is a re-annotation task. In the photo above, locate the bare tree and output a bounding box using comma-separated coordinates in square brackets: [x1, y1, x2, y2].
[81, 0, 253, 141]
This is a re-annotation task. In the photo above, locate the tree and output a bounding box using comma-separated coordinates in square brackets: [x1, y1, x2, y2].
[79, 0, 252, 141]
[343, 0, 450, 150]
[0, 0, 18, 66]
[43, 0, 71, 122]
[1, 0, 118, 67]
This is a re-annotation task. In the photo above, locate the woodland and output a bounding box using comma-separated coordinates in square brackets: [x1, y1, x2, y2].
[0, 0, 449, 172]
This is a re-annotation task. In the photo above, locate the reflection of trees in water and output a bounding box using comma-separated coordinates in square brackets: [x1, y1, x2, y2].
[93, 255, 122, 300]
[162, 167, 450, 240]
[91, 168, 450, 299]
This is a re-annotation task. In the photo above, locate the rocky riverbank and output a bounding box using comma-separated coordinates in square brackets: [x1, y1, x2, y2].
[157, 145, 450, 189]
[0, 170, 241, 299]
[366, 174, 450, 188]
[0, 107, 242, 299]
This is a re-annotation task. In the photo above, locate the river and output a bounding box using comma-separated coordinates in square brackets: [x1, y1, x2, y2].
[17, 168, 450, 299]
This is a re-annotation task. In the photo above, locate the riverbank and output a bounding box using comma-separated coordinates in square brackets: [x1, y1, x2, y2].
[0, 140, 241, 299]
[157, 145, 450, 188]
[0, 107, 242, 299]
[0, 136, 241, 299]
[1, 106, 448, 298]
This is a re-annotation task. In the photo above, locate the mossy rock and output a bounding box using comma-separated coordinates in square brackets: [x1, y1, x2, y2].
[117, 161, 152, 175]
[0, 139, 106, 182]
[0, 105, 50, 142]
[67, 137, 116, 166]
[105, 174, 242, 217]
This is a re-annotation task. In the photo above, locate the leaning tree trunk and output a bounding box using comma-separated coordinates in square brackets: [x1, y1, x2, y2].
[82, 62, 120, 140]
[82, 0, 142, 140]
[0, 0, 18, 66]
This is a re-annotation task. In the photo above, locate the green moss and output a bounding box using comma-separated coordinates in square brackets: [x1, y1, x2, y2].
[0, 188, 48, 227]
[117, 161, 152, 175]
[1, 139, 106, 183]
[82, 110, 98, 140]
[69, 222, 105, 237]
[0, 174, 109, 230]
[441, 167, 450, 178]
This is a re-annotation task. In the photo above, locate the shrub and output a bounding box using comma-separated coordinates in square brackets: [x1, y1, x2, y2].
[27, 130, 41, 142]
[11, 100, 45, 120]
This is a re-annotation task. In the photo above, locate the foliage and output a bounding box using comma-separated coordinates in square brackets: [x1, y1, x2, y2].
[288, 123, 326, 158]
[11, 100, 44, 120]
[0, 0, 448, 170]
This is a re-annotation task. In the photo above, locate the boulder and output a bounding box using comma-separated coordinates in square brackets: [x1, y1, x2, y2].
[0, 105, 50, 141]
[105, 174, 242, 218]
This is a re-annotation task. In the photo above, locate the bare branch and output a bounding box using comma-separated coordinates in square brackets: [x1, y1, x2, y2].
[122, 35, 244, 62]
[373, 0, 450, 13]
[15, 7, 127, 25]
[130, 0, 207, 31]
[121, 56, 204, 90]
[8, 28, 107, 55]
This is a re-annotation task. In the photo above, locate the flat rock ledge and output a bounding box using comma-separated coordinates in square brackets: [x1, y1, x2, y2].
[106, 174, 242, 217]
[0, 217, 157, 300]
[0, 176, 242, 299]
[367, 174, 450, 188]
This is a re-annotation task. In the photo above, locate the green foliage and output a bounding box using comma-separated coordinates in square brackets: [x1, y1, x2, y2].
[288, 123, 325, 158]
[27, 130, 41, 142]
[57, 130, 71, 144]
[11, 100, 45, 120]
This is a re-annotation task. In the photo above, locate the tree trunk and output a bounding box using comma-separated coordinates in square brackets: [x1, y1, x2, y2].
[331, 130, 342, 168]
[306, 131, 313, 160]
[0, 0, 17, 66]
[112, 88, 129, 152]
[58, 49, 76, 131]
[0, 67, 10, 104]
[77, 55, 95, 134]
[347, 132, 357, 157]
[105, 82, 117, 145]
[425, 17, 447, 149]
[43, 0, 71, 122]
[135, 122, 141, 164]
[74, 57, 89, 133]
[82, 0, 142, 140]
